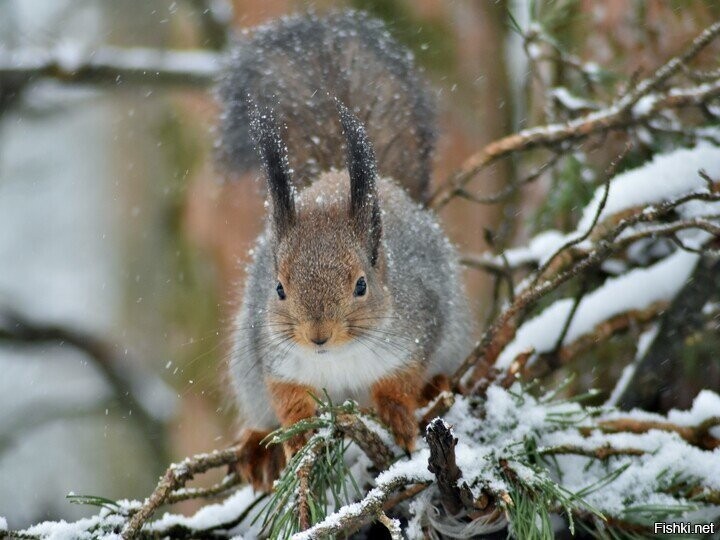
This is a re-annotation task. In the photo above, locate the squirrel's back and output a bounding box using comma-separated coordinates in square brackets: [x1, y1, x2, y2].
[218, 10, 436, 203]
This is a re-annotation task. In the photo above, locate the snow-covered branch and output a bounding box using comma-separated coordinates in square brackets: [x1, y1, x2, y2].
[429, 20, 720, 210]
[0, 45, 221, 90]
[6, 387, 720, 539]
[453, 145, 720, 390]
[121, 446, 243, 539]
[5, 13, 720, 540]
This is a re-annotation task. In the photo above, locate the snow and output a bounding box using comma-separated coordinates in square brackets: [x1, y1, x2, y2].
[489, 144, 720, 368]
[601, 390, 720, 434]
[667, 390, 720, 433]
[544, 390, 720, 517]
[424, 386, 720, 532]
[448, 386, 720, 524]
[9, 486, 263, 539]
[578, 145, 720, 232]
[491, 144, 720, 280]
[148, 486, 261, 535]
[498, 230, 567, 267]
[550, 87, 597, 111]
[0, 517, 7, 531]
[547, 430, 720, 516]
[631, 94, 656, 116]
[10, 386, 720, 539]
[20, 511, 126, 540]
[375, 449, 433, 485]
[0, 45, 220, 79]
[497, 249, 698, 368]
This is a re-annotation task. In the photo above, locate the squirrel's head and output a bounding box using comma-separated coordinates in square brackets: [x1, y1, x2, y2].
[252, 103, 392, 353]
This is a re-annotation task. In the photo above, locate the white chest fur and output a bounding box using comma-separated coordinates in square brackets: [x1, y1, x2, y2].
[273, 338, 409, 402]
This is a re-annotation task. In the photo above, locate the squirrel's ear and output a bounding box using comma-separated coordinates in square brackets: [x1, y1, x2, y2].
[337, 101, 382, 266]
[250, 104, 296, 240]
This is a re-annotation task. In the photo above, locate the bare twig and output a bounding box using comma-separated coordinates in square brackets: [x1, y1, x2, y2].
[165, 473, 241, 505]
[539, 444, 645, 460]
[530, 143, 630, 289]
[453, 176, 720, 390]
[425, 419, 467, 515]
[453, 240, 617, 390]
[616, 20, 720, 111]
[455, 152, 561, 205]
[429, 20, 720, 210]
[581, 417, 720, 450]
[430, 79, 720, 210]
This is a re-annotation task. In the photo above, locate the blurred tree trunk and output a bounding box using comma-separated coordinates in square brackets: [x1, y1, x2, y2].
[617, 256, 720, 412]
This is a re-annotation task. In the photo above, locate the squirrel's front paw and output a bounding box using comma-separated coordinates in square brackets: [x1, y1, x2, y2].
[282, 431, 310, 461]
[376, 398, 418, 453]
[233, 429, 286, 492]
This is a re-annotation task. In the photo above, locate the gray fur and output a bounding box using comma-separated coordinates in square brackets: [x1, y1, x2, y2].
[224, 11, 472, 432]
[229, 173, 474, 429]
[218, 10, 436, 203]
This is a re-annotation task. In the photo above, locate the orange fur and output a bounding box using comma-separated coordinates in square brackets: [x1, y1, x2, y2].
[371, 364, 425, 452]
[267, 378, 318, 458]
[234, 428, 286, 492]
[421, 373, 451, 405]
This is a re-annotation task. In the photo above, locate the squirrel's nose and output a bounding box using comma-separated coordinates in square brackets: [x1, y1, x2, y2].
[311, 336, 328, 346]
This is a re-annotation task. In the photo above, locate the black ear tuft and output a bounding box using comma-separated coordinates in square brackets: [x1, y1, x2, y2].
[249, 102, 296, 240]
[336, 100, 382, 266]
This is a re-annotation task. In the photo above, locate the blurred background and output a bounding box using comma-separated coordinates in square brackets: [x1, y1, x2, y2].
[1, 0, 718, 528]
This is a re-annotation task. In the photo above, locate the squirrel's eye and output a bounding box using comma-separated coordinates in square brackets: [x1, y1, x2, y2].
[276, 282, 286, 300]
[354, 276, 367, 297]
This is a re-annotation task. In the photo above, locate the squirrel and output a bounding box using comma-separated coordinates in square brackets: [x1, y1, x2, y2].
[219, 10, 474, 490]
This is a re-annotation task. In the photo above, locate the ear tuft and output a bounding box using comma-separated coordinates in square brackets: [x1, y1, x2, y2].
[337, 100, 382, 266]
[249, 101, 296, 240]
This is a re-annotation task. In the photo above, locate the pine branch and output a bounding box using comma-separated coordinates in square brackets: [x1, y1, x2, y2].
[290, 475, 414, 540]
